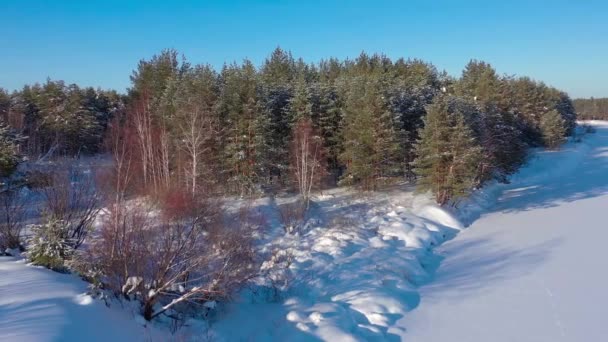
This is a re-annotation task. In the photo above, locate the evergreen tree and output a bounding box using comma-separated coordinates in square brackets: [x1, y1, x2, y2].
[511, 77, 548, 145]
[456, 60, 500, 104]
[383, 59, 441, 180]
[0, 122, 20, 178]
[288, 76, 313, 124]
[540, 109, 566, 149]
[311, 83, 342, 182]
[0, 89, 9, 122]
[548, 90, 577, 135]
[259, 48, 296, 186]
[475, 104, 527, 184]
[339, 76, 401, 189]
[129, 49, 181, 107]
[414, 97, 482, 205]
[219, 61, 268, 194]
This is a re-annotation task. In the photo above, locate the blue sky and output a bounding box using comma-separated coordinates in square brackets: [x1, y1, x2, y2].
[1, 0, 606, 98]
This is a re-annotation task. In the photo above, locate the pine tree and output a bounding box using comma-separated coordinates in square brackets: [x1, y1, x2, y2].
[219, 61, 269, 194]
[0, 89, 10, 123]
[380, 59, 441, 181]
[548, 90, 577, 135]
[456, 60, 500, 104]
[288, 76, 312, 125]
[414, 97, 482, 205]
[475, 104, 527, 184]
[129, 49, 181, 107]
[312, 83, 342, 182]
[258, 48, 297, 187]
[339, 76, 401, 190]
[511, 77, 548, 145]
[0, 122, 20, 177]
[540, 109, 566, 149]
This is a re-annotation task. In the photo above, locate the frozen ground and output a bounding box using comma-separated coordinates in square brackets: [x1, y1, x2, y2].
[400, 121, 608, 341]
[1, 122, 606, 341]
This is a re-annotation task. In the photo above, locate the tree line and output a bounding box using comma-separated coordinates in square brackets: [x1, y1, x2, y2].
[573, 97, 608, 120]
[0, 48, 576, 205]
[0, 81, 123, 158]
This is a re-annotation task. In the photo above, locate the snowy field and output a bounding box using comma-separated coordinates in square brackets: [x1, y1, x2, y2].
[1, 122, 607, 341]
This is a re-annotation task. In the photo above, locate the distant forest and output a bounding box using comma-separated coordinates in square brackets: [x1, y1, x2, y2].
[573, 98, 608, 120]
[0, 48, 577, 204]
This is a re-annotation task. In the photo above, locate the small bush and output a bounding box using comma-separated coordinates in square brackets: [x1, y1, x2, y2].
[27, 217, 74, 271]
[584, 124, 596, 134]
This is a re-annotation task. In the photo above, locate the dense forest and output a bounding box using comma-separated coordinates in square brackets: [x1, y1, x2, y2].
[0, 48, 577, 204]
[573, 97, 608, 120]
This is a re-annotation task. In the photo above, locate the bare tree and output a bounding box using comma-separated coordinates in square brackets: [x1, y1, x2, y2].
[176, 99, 218, 195]
[290, 117, 327, 208]
[131, 93, 154, 189]
[130, 92, 171, 194]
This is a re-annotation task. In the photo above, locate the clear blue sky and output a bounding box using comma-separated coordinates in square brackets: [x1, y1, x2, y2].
[1, 0, 606, 98]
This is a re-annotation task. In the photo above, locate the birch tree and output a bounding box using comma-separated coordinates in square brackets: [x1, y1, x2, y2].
[290, 117, 326, 208]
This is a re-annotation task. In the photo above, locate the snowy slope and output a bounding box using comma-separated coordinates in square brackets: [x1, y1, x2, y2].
[0, 257, 165, 342]
[399, 121, 608, 341]
[210, 189, 461, 341]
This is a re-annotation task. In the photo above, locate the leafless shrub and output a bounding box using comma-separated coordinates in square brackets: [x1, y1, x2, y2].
[260, 248, 295, 301]
[0, 182, 27, 251]
[24, 169, 53, 189]
[41, 163, 100, 250]
[277, 200, 306, 234]
[77, 187, 257, 321]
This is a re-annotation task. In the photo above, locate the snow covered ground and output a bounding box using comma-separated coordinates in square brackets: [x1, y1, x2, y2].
[0, 257, 166, 342]
[1, 122, 606, 341]
[400, 121, 608, 341]
[208, 186, 462, 341]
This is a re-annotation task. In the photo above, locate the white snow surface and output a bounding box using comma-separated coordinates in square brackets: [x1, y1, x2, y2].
[400, 121, 608, 341]
[1, 122, 607, 341]
[0, 258, 166, 342]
